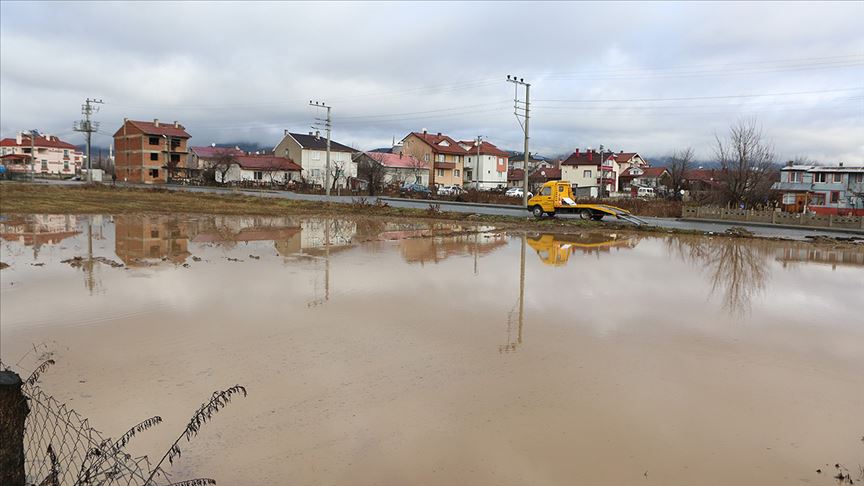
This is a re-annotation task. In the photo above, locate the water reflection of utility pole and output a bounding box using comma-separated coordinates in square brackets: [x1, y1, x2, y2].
[500, 233, 526, 353]
[325, 218, 330, 302]
[474, 231, 478, 276]
[84, 217, 96, 295]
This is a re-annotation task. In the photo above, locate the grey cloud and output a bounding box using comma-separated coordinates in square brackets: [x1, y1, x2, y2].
[1, 1, 862, 161]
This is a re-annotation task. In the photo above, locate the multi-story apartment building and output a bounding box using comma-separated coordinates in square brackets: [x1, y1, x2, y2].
[401, 130, 465, 187]
[560, 149, 619, 194]
[772, 163, 864, 215]
[274, 131, 355, 189]
[113, 119, 191, 183]
[0, 133, 82, 176]
[459, 139, 509, 190]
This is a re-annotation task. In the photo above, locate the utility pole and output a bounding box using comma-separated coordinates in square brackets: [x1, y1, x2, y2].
[598, 144, 605, 198]
[475, 135, 483, 191]
[506, 75, 530, 206]
[309, 100, 332, 197]
[74, 98, 103, 183]
[24, 129, 37, 181]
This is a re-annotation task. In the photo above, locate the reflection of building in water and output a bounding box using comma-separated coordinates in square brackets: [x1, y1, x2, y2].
[0, 215, 80, 257]
[114, 215, 190, 266]
[526, 232, 638, 266]
[192, 216, 302, 256]
[775, 245, 864, 269]
[300, 219, 356, 255]
[399, 232, 507, 264]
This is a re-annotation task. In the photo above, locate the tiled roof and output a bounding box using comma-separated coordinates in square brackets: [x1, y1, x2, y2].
[683, 169, 719, 181]
[407, 132, 468, 155]
[640, 167, 668, 177]
[614, 152, 638, 163]
[458, 140, 509, 157]
[0, 135, 77, 149]
[561, 150, 603, 167]
[288, 133, 356, 153]
[190, 146, 245, 158]
[531, 167, 562, 181]
[116, 120, 191, 138]
[235, 155, 301, 171]
[508, 168, 525, 181]
[363, 151, 428, 169]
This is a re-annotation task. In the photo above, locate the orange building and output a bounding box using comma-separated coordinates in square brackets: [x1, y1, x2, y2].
[113, 119, 191, 183]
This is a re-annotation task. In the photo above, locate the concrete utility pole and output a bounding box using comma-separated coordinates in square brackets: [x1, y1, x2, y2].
[24, 129, 36, 181]
[506, 75, 530, 206]
[310, 100, 332, 197]
[74, 98, 103, 183]
[475, 135, 483, 190]
[598, 144, 606, 198]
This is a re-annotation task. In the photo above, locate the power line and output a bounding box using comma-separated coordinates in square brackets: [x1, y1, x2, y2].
[535, 87, 863, 103]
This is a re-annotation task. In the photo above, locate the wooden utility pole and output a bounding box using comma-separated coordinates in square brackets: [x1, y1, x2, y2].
[0, 370, 29, 486]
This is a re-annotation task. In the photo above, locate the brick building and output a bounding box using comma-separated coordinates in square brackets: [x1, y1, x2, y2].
[113, 119, 191, 183]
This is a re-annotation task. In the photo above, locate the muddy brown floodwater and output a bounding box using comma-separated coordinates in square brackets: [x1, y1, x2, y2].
[1, 214, 863, 486]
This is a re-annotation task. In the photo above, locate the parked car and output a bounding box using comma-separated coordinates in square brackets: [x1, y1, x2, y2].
[636, 186, 656, 198]
[505, 187, 533, 199]
[437, 185, 465, 196]
[400, 183, 432, 198]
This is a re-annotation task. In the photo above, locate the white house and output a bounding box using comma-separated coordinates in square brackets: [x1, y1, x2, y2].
[358, 151, 430, 186]
[0, 133, 83, 176]
[216, 155, 301, 184]
[274, 131, 357, 188]
[459, 139, 509, 190]
[560, 149, 619, 194]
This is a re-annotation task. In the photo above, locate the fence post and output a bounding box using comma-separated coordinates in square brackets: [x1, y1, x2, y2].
[772, 211, 776, 224]
[828, 214, 834, 228]
[0, 371, 29, 486]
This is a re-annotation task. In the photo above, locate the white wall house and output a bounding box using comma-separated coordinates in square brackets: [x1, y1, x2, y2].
[0, 133, 83, 176]
[274, 132, 357, 188]
[216, 155, 301, 184]
[560, 149, 622, 195]
[459, 140, 509, 190]
[360, 152, 430, 186]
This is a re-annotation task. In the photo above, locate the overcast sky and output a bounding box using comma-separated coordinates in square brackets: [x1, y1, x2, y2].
[1, 1, 862, 162]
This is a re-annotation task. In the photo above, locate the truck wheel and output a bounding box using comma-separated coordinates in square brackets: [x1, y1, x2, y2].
[591, 213, 604, 221]
[532, 205, 544, 219]
[579, 209, 593, 220]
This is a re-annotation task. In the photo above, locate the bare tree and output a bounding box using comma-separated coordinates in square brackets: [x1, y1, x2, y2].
[357, 153, 388, 196]
[329, 160, 346, 191]
[210, 149, 239, 184]
[667, 147, 694, 200]
[714, 118, 778, 207]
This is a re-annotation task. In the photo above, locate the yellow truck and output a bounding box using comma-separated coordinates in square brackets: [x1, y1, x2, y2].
[526, 180, 646, 224]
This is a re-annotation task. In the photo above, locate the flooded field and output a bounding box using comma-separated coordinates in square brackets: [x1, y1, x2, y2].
[1, 213, 862, 486]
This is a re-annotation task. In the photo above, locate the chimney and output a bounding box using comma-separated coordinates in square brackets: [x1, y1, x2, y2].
[839, 162, 844, 167]
[315, 130, 320, 140]
[575, 148, 579, 156]
[153, 118, 160, 127]
[309, 131, 313, 136]
[284, 129, 289, 136]
[588, 150, 593, 162]
[173, 121, 179, 128]
[786, 160, 793, 167]
[437, 132, 441, 137]
[422, 128, 427, 135]
[15, 132, 22, 145]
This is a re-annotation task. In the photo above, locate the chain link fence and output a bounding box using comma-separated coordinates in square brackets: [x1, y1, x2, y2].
[22, 382, 161, 486]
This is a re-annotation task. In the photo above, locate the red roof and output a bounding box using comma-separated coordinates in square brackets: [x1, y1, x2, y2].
[0, 154, 31, 161]
[114, 120, 191, 138]
[614, 152, 638, 163]
[508, 168, 525, 181]
[458, 140, 509, 157]
[0, 135, 77, 150]
[531, 167, 561, 181]
[190, 146, 245, 158]
[235, 155, 301, 171]
[364, 152, 428, 169]
[561, 150, 602, 167]
[640, 167, 668, 178]
[407, 132, 468, 155]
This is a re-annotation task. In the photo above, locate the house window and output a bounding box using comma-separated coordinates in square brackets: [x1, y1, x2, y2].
[851, 173, 864, 183]
[312, 152, 321, 161]
[149, 169, 159, 178]
[423, 154, 430, 162]
[151, 229, 159, 238]
[814, 173, 827, 183]
[64, 161, 69, 170]
[833, 173, 842, 183]
[170, 154, 180, 163]
[788, 171, 802, 182]
[831, 191, 840, 204]
[63, 149, 69, 157]
[782, 193, 796, 205]
[311, 169, 320, 178]
[454, 169, 460, 177]
[41, 160, 48, 171]
[254, 171, 263, 180]
[436, 154, 444, 162]
[149, 137, 159, 145]
[437, 169, 445, 177]
[583, 170, 592, 178]
[150, 153, 159, 161]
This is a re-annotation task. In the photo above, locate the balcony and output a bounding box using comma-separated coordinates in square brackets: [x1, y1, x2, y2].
[772, 181, 811, 192]
[434, 162, 456, 170]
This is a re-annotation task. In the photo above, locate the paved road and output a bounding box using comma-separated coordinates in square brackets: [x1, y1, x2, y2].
[19, 179, 863, 241]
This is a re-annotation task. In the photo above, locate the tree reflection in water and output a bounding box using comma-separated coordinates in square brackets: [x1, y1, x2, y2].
[666, 236, 772, 316]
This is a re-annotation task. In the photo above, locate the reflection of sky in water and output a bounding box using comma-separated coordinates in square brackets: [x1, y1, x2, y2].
[1, 213, 862, 346]
[2, 214, 863, 486]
